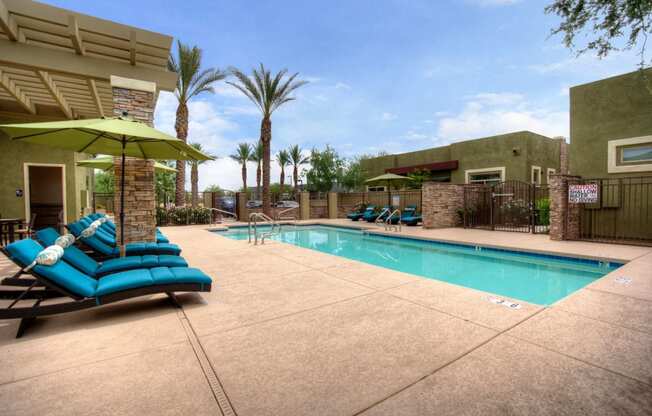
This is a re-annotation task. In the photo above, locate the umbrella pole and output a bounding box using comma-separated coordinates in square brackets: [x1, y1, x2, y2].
[387, 180, 391, 206]
[120, 137, 126, 257]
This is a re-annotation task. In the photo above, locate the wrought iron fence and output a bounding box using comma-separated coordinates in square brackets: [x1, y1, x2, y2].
[92, 192, 115, 214]
[463, 181, 549, 234]
[571, 176, 652, 245]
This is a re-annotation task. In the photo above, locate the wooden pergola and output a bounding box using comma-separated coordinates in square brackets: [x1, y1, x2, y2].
[0, 0, 176, 120]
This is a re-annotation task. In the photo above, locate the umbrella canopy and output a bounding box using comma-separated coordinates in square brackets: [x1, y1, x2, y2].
[77, 156, 177, 173]
[0, 117, 210, 160]
[365, 173, 412, 206]
[0, 116, 212, 253]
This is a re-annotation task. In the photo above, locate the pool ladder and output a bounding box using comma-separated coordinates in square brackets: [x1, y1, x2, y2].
[384, 209, 402, 232]
[248, 212, 281, 245]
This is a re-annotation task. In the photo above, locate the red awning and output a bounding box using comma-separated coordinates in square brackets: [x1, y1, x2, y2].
[386, 160, 458, 175]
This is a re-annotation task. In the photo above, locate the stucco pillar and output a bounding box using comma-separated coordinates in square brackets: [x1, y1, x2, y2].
[111, 76, 157, 245]
[555, 137, 570, 175]
[549, 174, 581, 240]
[327, 192, 338, 219]
[299, 192, 310, 220]
[422, 182, 465, 229]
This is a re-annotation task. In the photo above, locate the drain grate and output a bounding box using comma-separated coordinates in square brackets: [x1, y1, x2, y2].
[176, 309, 236, 416]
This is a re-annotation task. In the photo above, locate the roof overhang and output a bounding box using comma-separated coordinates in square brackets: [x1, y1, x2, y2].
[0, 0, 177, 120]
[386, 160, 459, 175]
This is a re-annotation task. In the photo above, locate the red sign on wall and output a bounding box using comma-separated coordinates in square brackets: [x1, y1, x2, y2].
[569, 183, 599, 203]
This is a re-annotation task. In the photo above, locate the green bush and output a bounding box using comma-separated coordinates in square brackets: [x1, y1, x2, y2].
[535, 198, 550, 226]
[157, 206, 212, 226]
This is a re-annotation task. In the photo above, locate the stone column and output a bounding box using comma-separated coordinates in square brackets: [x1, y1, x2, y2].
[327, 192, 338, 219]
[111, 76, 157, 246]
[299, 192, 310, 220]
[422, 182, 465, 229]
[549, 174, 581, 240]
[236, 192, 248, 221]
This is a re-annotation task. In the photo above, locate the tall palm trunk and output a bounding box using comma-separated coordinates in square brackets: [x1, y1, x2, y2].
[191, 163, 198, 207]
[241, 164, 248, 195]
[261, 117, 272, 215]
[279, 165, 285, 195]
[293, 165, 299, 194]
[174, 103, 188, 206]
[256, 161, 261, 200]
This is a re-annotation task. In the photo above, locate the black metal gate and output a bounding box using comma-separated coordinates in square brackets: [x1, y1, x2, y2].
[571, 177, 652, 245]
[463, 180, 550, 234]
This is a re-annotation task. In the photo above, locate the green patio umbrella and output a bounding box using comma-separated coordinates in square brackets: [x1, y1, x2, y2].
[0, 116, 212, 251]
[77, 156, 177, 173]
[365, 173, 413, 206]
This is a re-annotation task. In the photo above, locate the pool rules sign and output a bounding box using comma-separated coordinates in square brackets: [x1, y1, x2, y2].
[569, 183, 599, 203]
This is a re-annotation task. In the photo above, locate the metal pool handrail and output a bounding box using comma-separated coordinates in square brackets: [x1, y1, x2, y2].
[276, 206, 298, 221]
[208, 208, 236, 224]
[248, 212, 279, 245]
[374, 207, 391, 227]
[384, 209, 402, 232]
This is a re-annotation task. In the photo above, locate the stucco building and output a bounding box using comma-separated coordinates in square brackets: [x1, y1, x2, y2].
[360, 131, 562, 189]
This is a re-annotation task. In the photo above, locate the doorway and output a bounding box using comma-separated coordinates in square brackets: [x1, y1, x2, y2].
[23, 164, 66, 230]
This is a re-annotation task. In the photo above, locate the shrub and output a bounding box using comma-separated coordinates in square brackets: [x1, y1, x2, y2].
[157, 206, 212, 226]
[535, 198, 550, 225]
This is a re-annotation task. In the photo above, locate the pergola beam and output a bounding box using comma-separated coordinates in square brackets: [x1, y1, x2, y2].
[0, 38, 177, 91]
[38, 70, 73, 119]
[87, 78, 104, 117]
[67, 15, 85, 55]
[0, 69, 35, 114]
[0, 0, 18, 41]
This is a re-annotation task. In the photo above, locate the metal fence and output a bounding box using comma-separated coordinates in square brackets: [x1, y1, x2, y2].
[92, 192, 115, 214]
[571, 176, 652, 245]
[463, 181, 550, 234]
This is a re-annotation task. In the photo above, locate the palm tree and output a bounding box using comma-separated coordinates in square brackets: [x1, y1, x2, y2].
[252, 141, 264, 199]
[288, 144, 309, 193]
[168, 41, 226, 206]
[276, 149, 290, 195]
[187, 143, 214, 207]
[230, 143, 253, 195]
[227, 64, 308, 215]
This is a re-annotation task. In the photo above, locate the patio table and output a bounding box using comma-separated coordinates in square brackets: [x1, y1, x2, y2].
[0, 218, 24, 246]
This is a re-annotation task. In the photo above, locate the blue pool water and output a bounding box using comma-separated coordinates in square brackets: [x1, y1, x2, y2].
[214, 225, 621, 305]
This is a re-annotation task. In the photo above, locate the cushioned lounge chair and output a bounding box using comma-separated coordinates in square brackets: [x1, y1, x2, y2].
[0, 239, 211, 338]
[67, 221, 181, 257]
[364, 205, 392, 222]
[402, 210, 422, 226]
[388, 205, 418, 224]
[36, 228, 187, 277]
[347, 204, 374, 222]
[86, 213, 169, 243]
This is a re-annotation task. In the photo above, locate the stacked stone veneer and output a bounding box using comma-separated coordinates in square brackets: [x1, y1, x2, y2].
[549, 174, 581, 241]
[422, 182, 465, 228]
[112, 81, 156, 245]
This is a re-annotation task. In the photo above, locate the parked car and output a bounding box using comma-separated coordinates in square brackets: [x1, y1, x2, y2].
[217, 196, 235, 212]
[276, 200, 299, 208]
[246, 200, 262, 208]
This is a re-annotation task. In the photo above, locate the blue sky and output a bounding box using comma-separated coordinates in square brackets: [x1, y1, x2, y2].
[49, 0, 642, 190]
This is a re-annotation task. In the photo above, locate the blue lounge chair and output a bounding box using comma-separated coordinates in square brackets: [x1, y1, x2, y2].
[67, 221, 181, 257]
[36, 228, 187, 277]
[347, 204, 374, 221]
[388, 205, 418, 224]
[365, 205, 392, 222]
[81, 215, 169, 244]
[1, 239, 211, 338]
[402, 207, 422, 226]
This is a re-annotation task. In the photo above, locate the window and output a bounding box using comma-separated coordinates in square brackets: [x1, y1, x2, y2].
[621, 144, 652, 164]
[608, 136, 652, 173]
[465, 167, 505, 185]
[547, 168, 556, 184]
[531, 166, 542, 185]
[367, 186, 386, 192]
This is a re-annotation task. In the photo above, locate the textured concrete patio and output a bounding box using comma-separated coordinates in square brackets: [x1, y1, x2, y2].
[1, 222, 651, 415]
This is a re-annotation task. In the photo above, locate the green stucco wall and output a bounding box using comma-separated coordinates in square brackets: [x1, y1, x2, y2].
[0, 133, 91, 223]
[360, 131, 560, 184]
[570, 68, 652, 178]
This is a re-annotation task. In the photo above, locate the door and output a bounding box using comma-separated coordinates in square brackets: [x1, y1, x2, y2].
[24, 164, 66, 230]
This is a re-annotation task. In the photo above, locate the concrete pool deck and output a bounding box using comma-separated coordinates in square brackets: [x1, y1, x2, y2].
[1, 222, 651, 415]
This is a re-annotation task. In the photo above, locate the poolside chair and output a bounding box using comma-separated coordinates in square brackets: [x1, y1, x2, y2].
[1, 238, 211, 338]
[401, 207, 422, 226]
[66, 221, 181, 257]
[388, 205, 418, 225]
[365, 205, 392, 222]
[36, 228, 187, 277]
[87, 213, 169, 243]
[347, 204, 374, 222]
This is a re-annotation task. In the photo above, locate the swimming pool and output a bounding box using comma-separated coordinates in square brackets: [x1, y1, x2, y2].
[214, 225, 621, 305]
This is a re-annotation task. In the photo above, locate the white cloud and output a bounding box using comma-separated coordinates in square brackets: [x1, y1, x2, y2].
[436, 92, 568, 141]
[334, 82, 352, 90]
[381, 112, 398, 121]
[468, 0, 521, 6]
